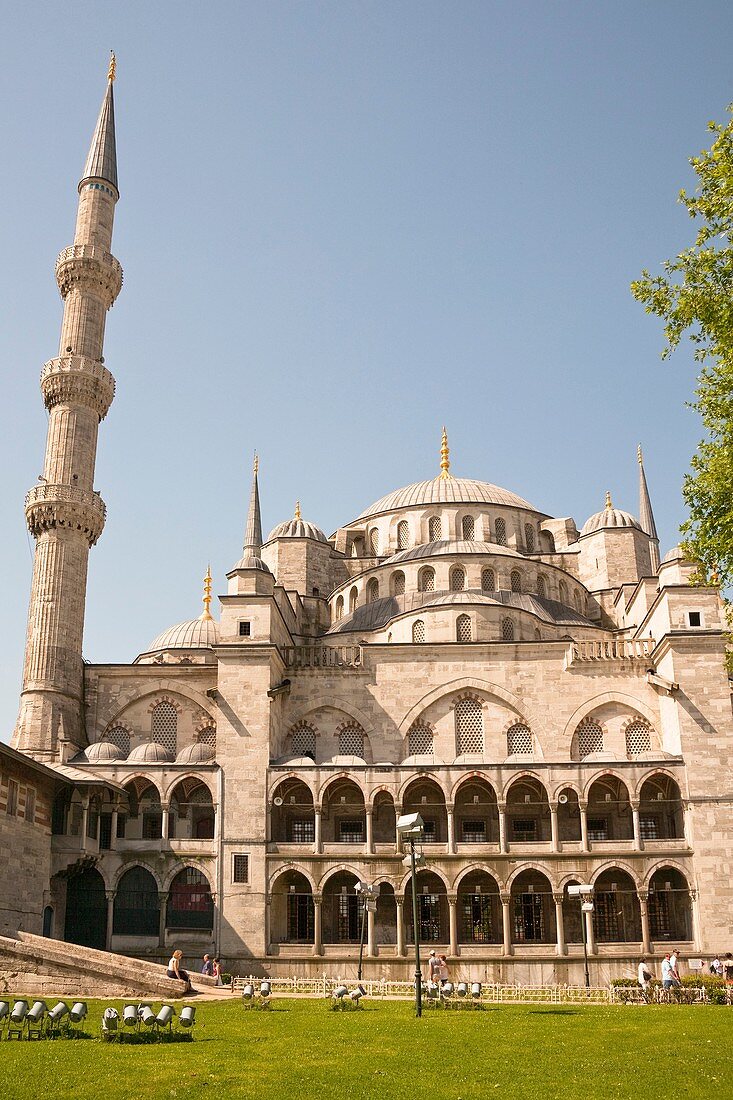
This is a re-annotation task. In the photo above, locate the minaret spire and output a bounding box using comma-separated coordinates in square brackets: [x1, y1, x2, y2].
[201, 565, 213, 621]
[637, 444, 660, 571]
[243, 453, 263, 555]
[14, 60, 123, 758]
[440, 426, 452, 480]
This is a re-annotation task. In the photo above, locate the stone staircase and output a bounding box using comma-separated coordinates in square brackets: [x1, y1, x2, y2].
[0, 931, 218, 999]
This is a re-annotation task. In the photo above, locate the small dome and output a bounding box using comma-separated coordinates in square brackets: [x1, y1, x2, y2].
[147, 615, 219, 652]
[229, 552, 272, 573]
[74, 740, 125, 763]
[127, 741, 174, 763]
[580, 493, 641, 536]
[661, 544, 688, 564]
[176, 743, 216, 765]
[267, 516, 328, 543]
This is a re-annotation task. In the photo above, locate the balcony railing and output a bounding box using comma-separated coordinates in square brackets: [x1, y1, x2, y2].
[569, 638, 655, 663]
[282, 645, 362, 670]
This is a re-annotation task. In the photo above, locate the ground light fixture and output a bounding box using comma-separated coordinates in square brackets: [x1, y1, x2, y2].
[567, 884, 594, 992]
[396, 811, 426, 1017]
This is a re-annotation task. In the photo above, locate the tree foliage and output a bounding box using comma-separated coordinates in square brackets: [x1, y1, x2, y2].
[631, 107, 733, 588]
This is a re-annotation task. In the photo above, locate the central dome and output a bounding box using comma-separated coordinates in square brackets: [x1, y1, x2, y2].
[357, 476, 537, 520]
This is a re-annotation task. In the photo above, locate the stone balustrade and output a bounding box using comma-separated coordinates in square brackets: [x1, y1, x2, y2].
[282, 645, 363, 669]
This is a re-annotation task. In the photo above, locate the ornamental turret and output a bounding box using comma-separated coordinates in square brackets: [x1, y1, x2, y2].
[14, 56, 122, 758]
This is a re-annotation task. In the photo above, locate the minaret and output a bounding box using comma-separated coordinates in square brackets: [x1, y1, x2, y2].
[637, 444, 660, 572]
[14, 56, 122, 758]
[243, 454, 263, 556]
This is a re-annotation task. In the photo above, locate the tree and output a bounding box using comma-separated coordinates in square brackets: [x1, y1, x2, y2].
[631, 107, 733, 588]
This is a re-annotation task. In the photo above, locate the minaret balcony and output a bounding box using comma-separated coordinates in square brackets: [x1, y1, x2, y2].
[55, 244, 123, 306]
[40, 356, 115, 419]
[25, 483, 107, 546]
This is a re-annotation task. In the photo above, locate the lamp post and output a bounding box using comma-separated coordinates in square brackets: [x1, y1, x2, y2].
[355, 880, 377, 983]
[396, 812, 425, 1018]
[568, 884, 594, 994]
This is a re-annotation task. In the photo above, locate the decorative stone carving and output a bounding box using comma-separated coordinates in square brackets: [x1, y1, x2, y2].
[40, 356, 115, 420]
[25, 483, 106, 546]
[55, 244, 123, 308]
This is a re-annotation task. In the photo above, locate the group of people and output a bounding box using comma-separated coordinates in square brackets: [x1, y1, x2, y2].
[165, 950, 223, 994]
[201, 953, 223, 983]
[638, 950, 733, 1002]
[428, 949, 451, 986]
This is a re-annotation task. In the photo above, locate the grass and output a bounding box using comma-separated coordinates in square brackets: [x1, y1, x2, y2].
[1, 997, 731, 1100]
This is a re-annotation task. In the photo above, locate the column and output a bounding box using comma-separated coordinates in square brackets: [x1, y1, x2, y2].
[550, 805, 560, 853]
[161, 802, 170, 841]
[448, 894, 458, 956]
[109, 805, 119, 851]
[158, 892, 168, 949]
[367, 907, 375, 957]
[553, 893, 566, 956]
[365, 807, 374, 855]
[579, 801, 589, 852]
[638, 890, 651, 954]
[396, 896, 405, 957]
[498, 803, 508, 854]
[446, 803, 456, 854]
[80, 799, 89, 852]
[631, 801, 642, 851]
[689, 888, 701, 949]
[312, 894, 323, 956]
[313, 805, 322, 855]
[265, 802, 272, 845]
[264, 893, 271, 955]
[501, 892, 513, 955]
[105, 891, 115, 950]
[393, 804, 402, 856]
[584, 904, 596, 956]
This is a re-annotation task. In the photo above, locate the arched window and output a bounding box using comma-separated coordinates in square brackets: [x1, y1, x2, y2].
[577, 719, 603, 758]
[412, 619, 426, 643]
[537, 574, 547, 599]
[428, 516, 442, 541]
[397, 521, 409, 550]
[408, 722, 434, 755]
[290, 723, 316, 759]
[507, 723, 533, 755]
[151, 701, 177, 754]
[349, 586, 358, 613]
[418, 566, 435, 592]
[105, 726, 130, 755]
[167, 867, 213, 931]
[462, 515, 475, 541]
[559, 581, 568, 605]
[625, 719, 652, 756]
[510, 570, 522, 593]
[481, 568, 495, 592]
[366, 578, 379, 603]
[495, 517, 507, 546]
[455, 696, 484, 754]
[524, 524, 535, 553]
[545, 531, 556, 553]
[113, 866, 160, 936]
[450, 567, 465, 591]
[338, 724, 365, 758]
[573, 590, 581, 612]
[456, 614, 472, 642]
[501, 618, 514, 641]
[369, 529, 379, 556]
[391, 571, 405, 596]
[197, 723, 216, 749]
[335, 594, 344, 620]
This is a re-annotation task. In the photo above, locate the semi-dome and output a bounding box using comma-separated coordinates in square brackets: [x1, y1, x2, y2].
[127, 741, 174, 763]
[580, 492, 641, 537]
[356, 476, 536, 521]
[228, 552, 272, 574]
[384, 540, 522, 565]
[176, 743, 216, 765]
[74, 740, 125, 763]
[147, 615, 219, 652]
[267, 502, 327, 544]
[661, 544, 688, 564]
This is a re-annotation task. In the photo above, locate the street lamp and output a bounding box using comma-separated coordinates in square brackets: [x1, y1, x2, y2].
[354, 880, 377, 982]
[396, 812, 425, 1017]
[568, 883, 594, 993]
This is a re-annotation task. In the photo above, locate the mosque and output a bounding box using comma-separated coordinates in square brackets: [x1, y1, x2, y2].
[2, 60, 731, 984]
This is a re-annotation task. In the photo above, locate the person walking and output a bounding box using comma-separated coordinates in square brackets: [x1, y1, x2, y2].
[637, 958, 653, 1003]
[428, 949, 440, 986]
[438, 954, 450, 987]
[723, 953, 733, 1004]
[213, 957, 223, 986]
[670, 948, 681, 981]
[661, 953, 680, 1001]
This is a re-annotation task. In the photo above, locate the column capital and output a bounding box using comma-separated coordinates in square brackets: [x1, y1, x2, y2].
[578, 800, 588, 811]
[447, 893, 458, 905]
[158, 890, 169, 901]
[446, 802, 455, 812]
[497, 801, 507, 813]
[630, 800, 640, 811]
[314, 803, 322, 814]
[552, 892, 565, 904]
[500, 892, 511, 905]
[312, 892, 323, 905]
[395, 895, 405, 907]
[105, 889, 116, 901]
[364, 805, 373, 815]
[636, 889, 649, 903]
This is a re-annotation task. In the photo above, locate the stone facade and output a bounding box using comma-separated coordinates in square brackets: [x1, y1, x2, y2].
[5, 66, 733, 987]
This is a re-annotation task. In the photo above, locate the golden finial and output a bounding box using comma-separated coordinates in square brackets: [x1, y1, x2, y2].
[108, 51, 117, 83]
[605, 491, 613, 509]
[253, 452, 259, 476]
[294, 500, 302, 520]
[201, 565, 213, 620]
[440, 426, 451, 480]
[637, 443, 643, 465]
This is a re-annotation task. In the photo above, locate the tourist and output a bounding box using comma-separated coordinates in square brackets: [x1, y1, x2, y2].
[167, 949, 192, 993]
[710, 956, 723, 977]
[723, 953, 733, 1003]
[213, 957, 223, 985]
[670, 948, 681, 981]
[661, 953, 680, 999]
[637, 958, 653, 1002]
[428, 949, 440, 985]
[438, 954, 450, 987]
[201, 953, 214, 976]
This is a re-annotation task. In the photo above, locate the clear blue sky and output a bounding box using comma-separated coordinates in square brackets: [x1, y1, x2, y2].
[1, 1, 731, 739]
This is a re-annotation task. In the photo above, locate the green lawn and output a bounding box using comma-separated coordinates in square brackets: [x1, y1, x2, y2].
[1, 997, 731, 1100]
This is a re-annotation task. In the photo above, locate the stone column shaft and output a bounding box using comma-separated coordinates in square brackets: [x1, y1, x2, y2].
[448, 894, 458, 956]
[396, 898, 405, 957]
[501, 894, 513, 955]
[553, 893, 566, 956]
[312, 895, 323, 956]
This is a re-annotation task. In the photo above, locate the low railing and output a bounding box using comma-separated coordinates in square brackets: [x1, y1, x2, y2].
[282, 645, 363, 670]
[570, 638, 655, 663]
[231, 975, 613, 1004]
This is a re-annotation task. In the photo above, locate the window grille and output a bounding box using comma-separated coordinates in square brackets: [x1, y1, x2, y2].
[462, 820, 486, 843]
[287, 893, 314, 942]
[422, 819, 437, 841]
[481, 568, 495, 591]
[151, 701, 177, 754]
[291, 724, 316, 758]
[462, 515, 475, 541]
[455, 697, 484, 754]
[233, 854, 249, 883]
[456, 614, 472, 642]
[587, 818, 608, 841]
[408, 722, 433, 755]
[501, 618, 514, 641]
[349, 587, 358, 613]
[335, 595, 344, 620]
[428, 516, 442, 541]
[392, 571, 405, 596]
[24, 787, 36, 824]
[507, 723, 533, 755]
[397, 521, 409, 550]
[338, 724, 365, 758]
[450, 567, 465, 591]
[366, 578, 379, 603]
[495, 517, 507, 546]
[461, 893, 495, 942]
[197, 723, 216, 748]
[513, 891, 545, 942]
[239, 621, 251, 637]
[625, 719, 652, 755]
[512, 818, 537, 841]
[412, 619, 426, 643]
[290, 820, 315, 843]
[510, 570, 522, 593]
[105, 726, 131, 755]
[339, 820, 364, 843]
[369, 529, 379, 556]
[537, 575, 547, 599]
[639, 816, 659, 841]
[525, 524, 535, 552]
[418, 567, 435, 593]
[559, 581, 568, 605]
[577, 719, 603, 758]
